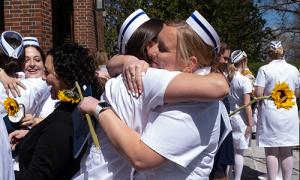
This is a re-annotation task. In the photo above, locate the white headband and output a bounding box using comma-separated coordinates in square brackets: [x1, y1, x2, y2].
[23, 37, 40, 47]
[230, 50, 247, 64]
[0, 31, 24, 59]
[269, 41, 282, 50]
[118, 9, 150, 54]
[186, 10, 220, 52]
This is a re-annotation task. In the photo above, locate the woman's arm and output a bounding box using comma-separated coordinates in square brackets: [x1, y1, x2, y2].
[99, 109, 166, 170]
[164, 72, 229, 103]
[106, 55, 140, 77]
[243, 93, 253, 138]
[79, 97, 166, 170]
[254, 86, 264, 97]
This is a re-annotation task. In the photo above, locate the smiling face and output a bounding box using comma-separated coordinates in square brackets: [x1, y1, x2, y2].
[23, 46, 44, 78]
[43, 55, 67, 99]
[150, 25, 185, 71]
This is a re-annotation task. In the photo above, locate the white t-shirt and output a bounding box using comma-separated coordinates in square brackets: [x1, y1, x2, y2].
[0, 77, 50, 180]
[73, 68, 180, 180]
[254, 59, 299, 147]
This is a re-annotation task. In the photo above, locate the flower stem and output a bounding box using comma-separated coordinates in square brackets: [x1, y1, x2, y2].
[75, 81, 100, 149]
[229, 95, 271, 117]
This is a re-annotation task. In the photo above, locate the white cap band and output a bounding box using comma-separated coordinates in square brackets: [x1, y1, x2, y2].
[118, 9, 150, 54]
[23, 37, 40, 47]
[0, 31, 24, 59]
[230, 50, 247, 64]
[186, 10, 220, 52]
[269, 41, 282, 50]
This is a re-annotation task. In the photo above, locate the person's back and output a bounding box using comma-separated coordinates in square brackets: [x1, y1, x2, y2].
[259, 61, 298, 96]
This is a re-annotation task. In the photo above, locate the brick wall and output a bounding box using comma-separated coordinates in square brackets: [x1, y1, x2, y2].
[3, 0, 97, 52]
[3, 0, 53, 51]
[73, 0, 97, 52]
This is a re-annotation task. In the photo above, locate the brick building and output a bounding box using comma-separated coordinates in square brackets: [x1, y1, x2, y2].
[0, 0, 103, 52]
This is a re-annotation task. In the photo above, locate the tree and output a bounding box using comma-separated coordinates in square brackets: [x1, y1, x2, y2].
[255, 0, 299, 63]
[103, 0, 269, 63]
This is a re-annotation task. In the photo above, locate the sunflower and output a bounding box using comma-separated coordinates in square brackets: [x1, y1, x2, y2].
[4, 97, 20, 116]
[242, 69, 253, 76]
[271, 82, 295, 110]
[57, 89, 80, 104]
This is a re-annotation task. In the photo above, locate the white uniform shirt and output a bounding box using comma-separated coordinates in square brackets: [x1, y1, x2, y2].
[37, 96, 58, 119]
[137, 68, 224, 180]
[0, 77, 49, 180]
[228, 71, 252, 149]
[254, 59, 299, 147]
[73, 68, 180, 180]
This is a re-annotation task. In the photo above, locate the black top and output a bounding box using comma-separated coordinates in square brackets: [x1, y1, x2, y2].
[15, 103, 81, 180]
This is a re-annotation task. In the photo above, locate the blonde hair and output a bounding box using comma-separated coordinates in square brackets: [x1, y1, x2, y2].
[268, 47, 284, 59]
[227, 58, 246, 82]
[166, 21, 215, 69]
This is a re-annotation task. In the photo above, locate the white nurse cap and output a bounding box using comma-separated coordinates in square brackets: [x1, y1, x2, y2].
[230, 50, 247, 64]
[0, 31, 24, 59]
[23, 37, 40, 47]
[186, 10, 220, 52]
[117, 9, 150, 54]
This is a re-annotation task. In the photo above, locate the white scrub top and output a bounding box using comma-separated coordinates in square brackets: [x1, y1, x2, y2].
[255, 59, 299, 147]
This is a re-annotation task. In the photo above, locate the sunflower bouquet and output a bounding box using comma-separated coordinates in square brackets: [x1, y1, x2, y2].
[3, 97, 25, 123]
[229, 82, 296, 117]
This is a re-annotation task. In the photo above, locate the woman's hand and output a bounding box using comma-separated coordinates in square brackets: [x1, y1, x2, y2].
[21, 114, 43, 127]
[78, 96, 100, 116]
[245, 125, 252, 139]
[0, 69, 26, 97]
[8, 129, 29, 150]
[96, 70, 110, 81]
[123, 60, 149, 97]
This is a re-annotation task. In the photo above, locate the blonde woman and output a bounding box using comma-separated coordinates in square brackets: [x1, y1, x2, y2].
[227, 50, 253, 180]
[255, 41, 299, 180]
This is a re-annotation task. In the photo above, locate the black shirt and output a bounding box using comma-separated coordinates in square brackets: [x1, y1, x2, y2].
[15, 103, 81, 180]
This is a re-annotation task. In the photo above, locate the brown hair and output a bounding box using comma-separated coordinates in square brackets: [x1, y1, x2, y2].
[125, 18, 164, 63]
[211, 42, 231, 73]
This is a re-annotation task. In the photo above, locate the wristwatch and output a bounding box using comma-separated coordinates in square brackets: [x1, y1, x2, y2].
[93, 102, 111, 119]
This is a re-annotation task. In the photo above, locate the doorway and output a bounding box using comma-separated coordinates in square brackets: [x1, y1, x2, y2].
[51, 0, 74, 47]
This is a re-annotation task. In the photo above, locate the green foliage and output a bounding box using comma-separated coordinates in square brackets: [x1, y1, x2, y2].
[248, 61, 266, 76]
[103, 0, 271, 61]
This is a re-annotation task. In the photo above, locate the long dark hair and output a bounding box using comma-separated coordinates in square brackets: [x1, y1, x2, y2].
[47, 43, 103, 97]
[125, 18, 164, 63]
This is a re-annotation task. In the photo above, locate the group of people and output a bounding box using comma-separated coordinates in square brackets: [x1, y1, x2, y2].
[0, 8, 298, 180]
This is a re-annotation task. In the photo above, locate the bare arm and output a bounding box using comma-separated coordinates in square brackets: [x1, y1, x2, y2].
[99, 109, 166, 170]
[243, 93, 253, 138]
[78, 97, 166, 170]
[164, 72, 229, 103]
[254, 86, 264, 97]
